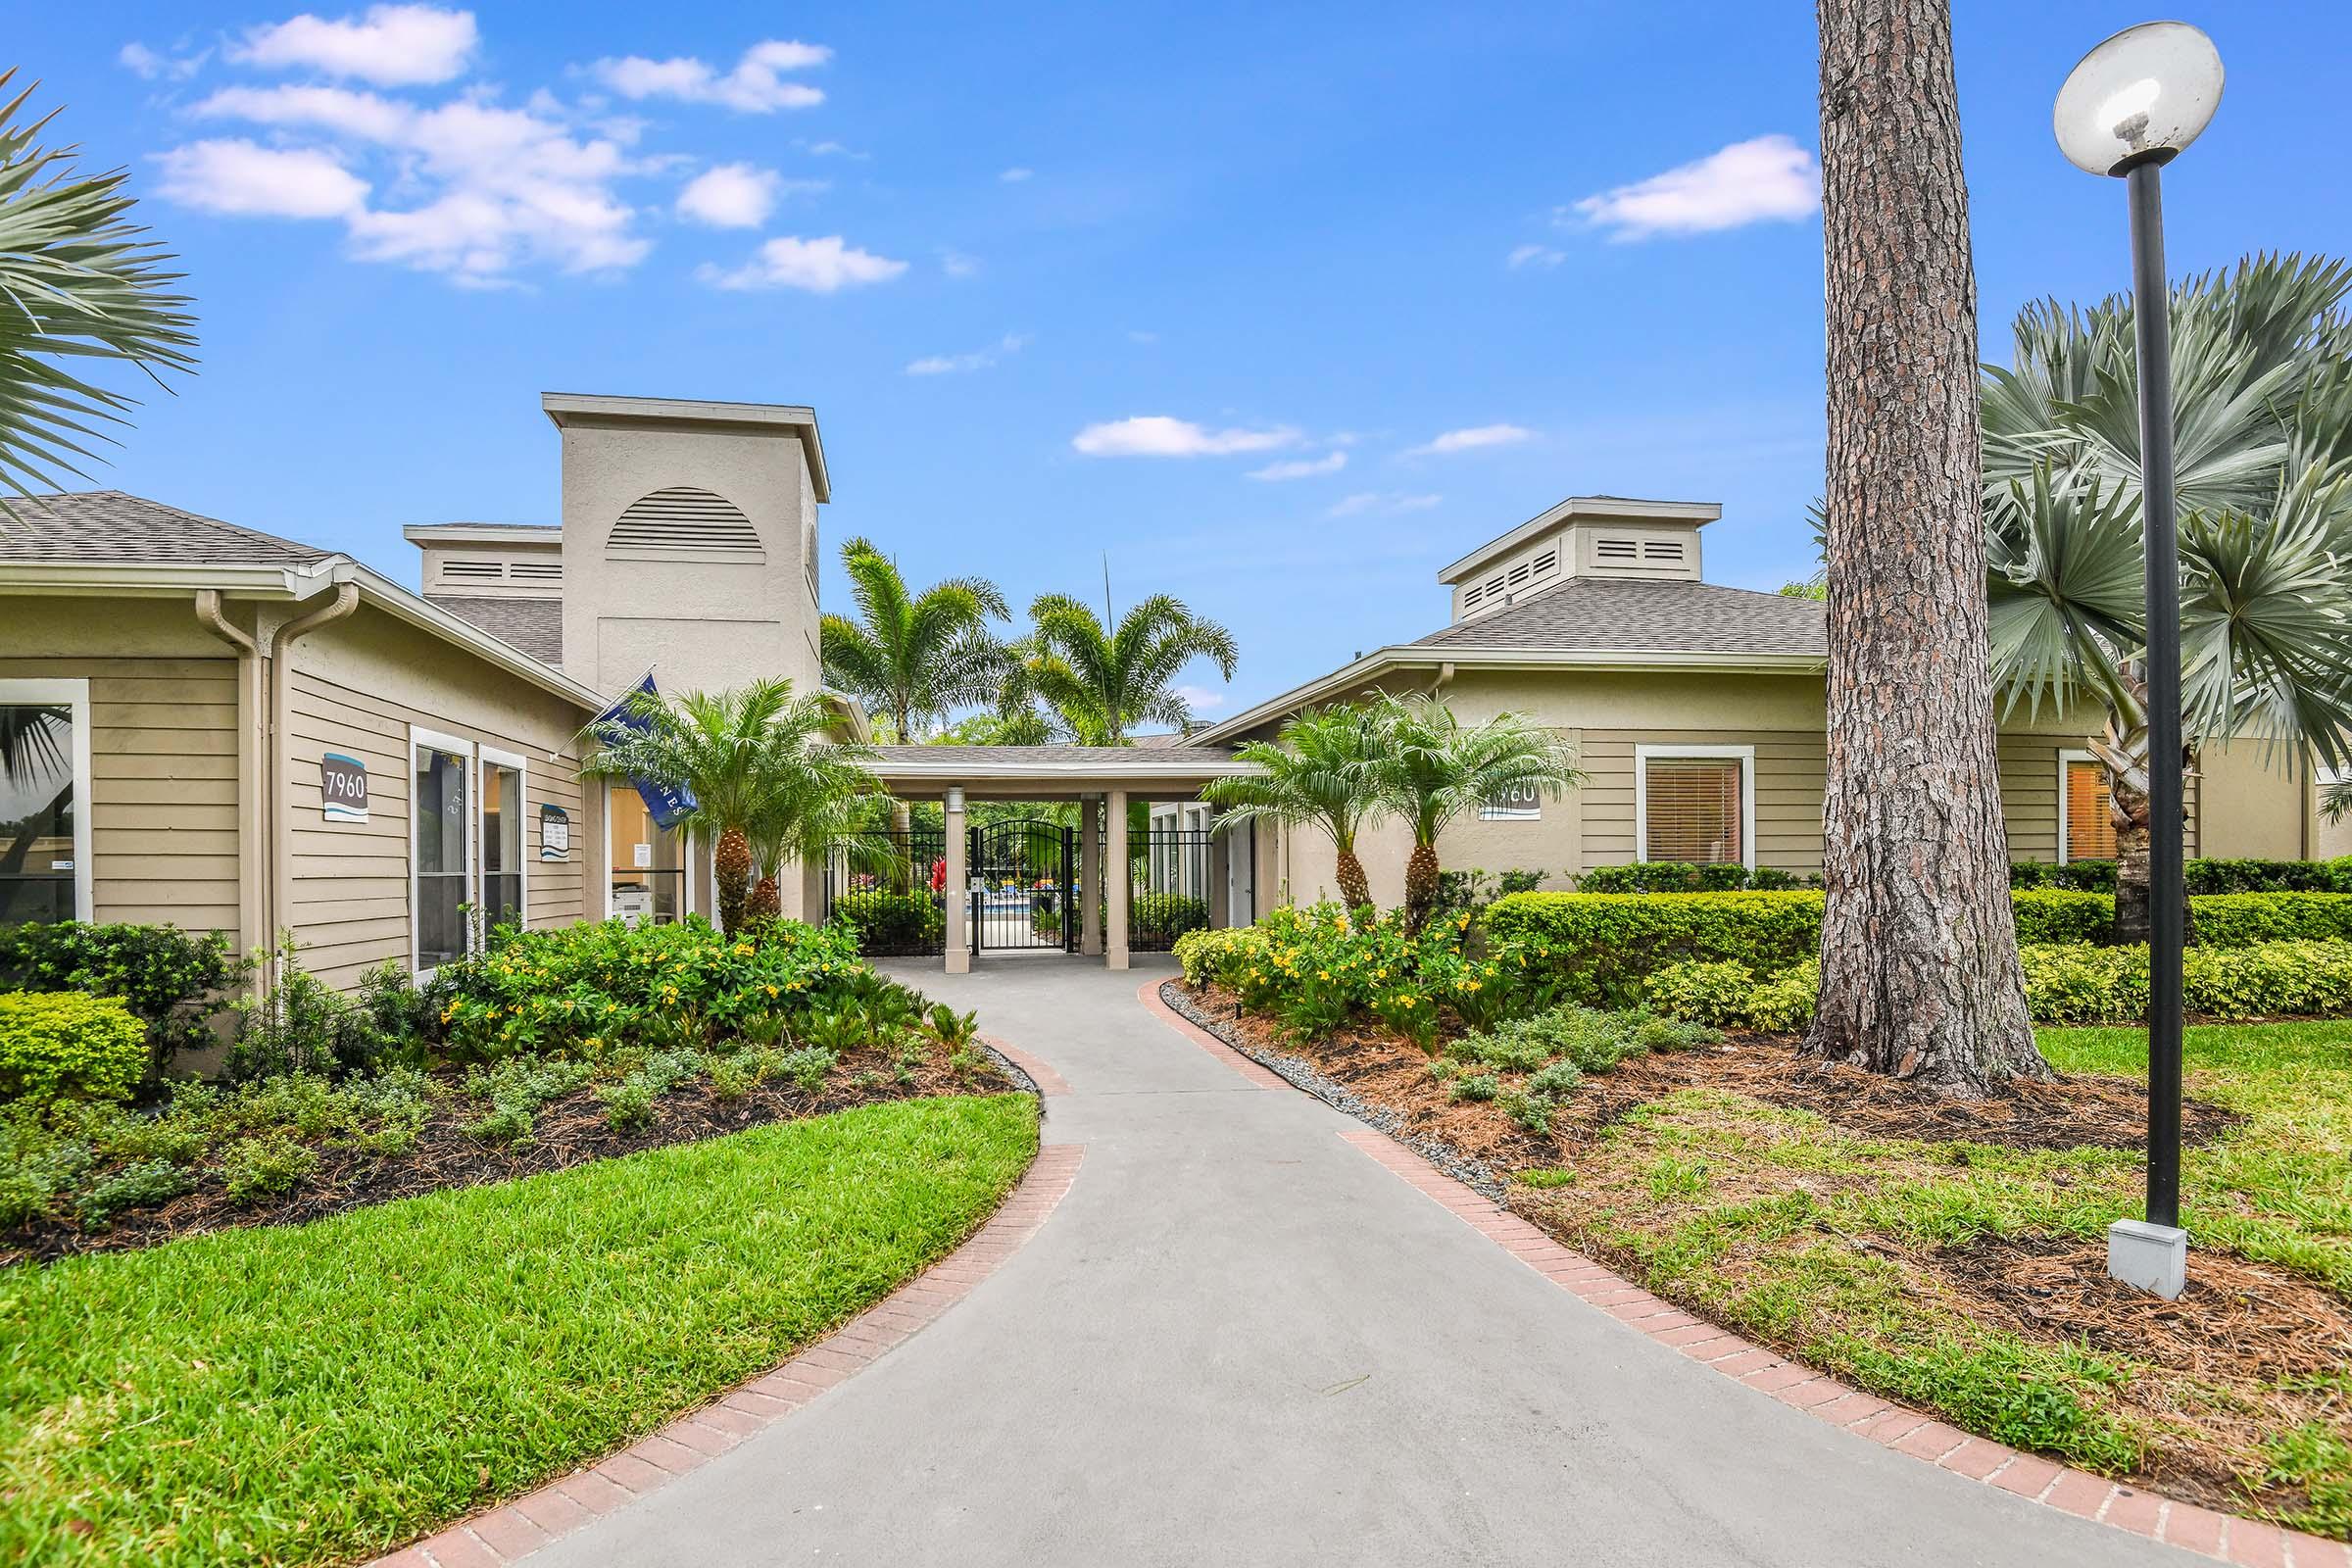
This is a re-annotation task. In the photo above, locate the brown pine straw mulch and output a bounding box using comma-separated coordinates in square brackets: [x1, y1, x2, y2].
[3, 1045, 1026, 1267]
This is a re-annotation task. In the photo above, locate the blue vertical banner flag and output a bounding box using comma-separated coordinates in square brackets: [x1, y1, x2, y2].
[594, 672, 698, 829]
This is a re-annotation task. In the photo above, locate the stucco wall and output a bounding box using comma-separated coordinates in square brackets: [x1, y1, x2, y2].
[285, 606, 594, 990]
[0, 598, 244, 934]
[2196, 740, 2311, 859]
[556, 416, 820, 699]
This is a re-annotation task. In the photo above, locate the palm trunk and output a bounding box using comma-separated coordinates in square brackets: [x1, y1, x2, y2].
[1402, 841, 1440, 932]
[747, 874, 782, 923]
[1335, 845, 1373, 913]
[1805, 0, 2048, 1093]
[715, 826, 754, 934]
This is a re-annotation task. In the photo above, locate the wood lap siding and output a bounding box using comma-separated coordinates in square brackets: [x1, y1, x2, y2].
[285, 667, 587, 992]
[1578, 731, 1829, 875]
[0, 657, 241, 934]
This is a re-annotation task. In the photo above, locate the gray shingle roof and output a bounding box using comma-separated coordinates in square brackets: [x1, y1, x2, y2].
[1412, 574, 1826, 658]
[425, 596, 564, 664]
[867, 744, 1237, 766]
[0, 490, 328, 565]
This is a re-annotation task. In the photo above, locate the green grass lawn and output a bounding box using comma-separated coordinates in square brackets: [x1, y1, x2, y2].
[0, 1093, 1040, 1568]
[1511, 1022, 2352, 1540]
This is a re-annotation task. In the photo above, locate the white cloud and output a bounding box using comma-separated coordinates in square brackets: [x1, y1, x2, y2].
[1071, 416, 1299, 458]
[676, 163, 784, 228]
[1570, 133, 1820, 241]
[801, 138, 864, 158]
[1248, 451, 1348, 481]
[180, 83, 649, 280]
[1174, 683, 1226, 712]
[592, 39, 830, 113]
[231, 4, 478, 86]
[700, 234, 907, 292]
[120, 41, 208, 81]
[999, 166, 1033, 182]
[941, 249, 980, 278]
[1327, 492, 1441, 518]
[1406, 423, 1534, 457]
[1507, 243, 1565, 270]
[906, 333, 1030, 376]
[157, 139, 369, 219]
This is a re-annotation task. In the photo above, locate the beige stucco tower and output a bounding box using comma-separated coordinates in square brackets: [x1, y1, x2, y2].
[542, 393, 829, 698]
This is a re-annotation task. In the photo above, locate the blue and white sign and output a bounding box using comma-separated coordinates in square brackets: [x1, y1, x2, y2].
[320, 752, 368, 822]
[592, 673, 697, 829]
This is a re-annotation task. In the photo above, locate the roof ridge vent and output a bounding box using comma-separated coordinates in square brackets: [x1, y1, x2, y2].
[609, 486, 762, 553]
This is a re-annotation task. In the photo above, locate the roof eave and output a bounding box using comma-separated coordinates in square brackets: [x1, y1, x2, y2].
[331, 561, 612, 711]
[539, 391, 831, 504]
[0, 559, 329, 597]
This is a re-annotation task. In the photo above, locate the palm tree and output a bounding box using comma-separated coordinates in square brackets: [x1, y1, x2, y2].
[1201, 705, 1389, 911]
[1368, 694, 1582, 931]
[819, 538, 1012, 742]
[0, 72, 197, 505]
[582, 679, 878, 933]
[1006, 592, 1238, 745]
[1983, 254, 2352, 943]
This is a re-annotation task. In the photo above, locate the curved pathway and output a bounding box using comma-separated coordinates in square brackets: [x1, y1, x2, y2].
[512, 958, 2259, 1568]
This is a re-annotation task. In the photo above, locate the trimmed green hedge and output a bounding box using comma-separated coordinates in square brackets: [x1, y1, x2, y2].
[2012, 857, 2352, 895]
[0, 992, 148, 1104]
[1575, 861, 1816, 894]
[1486, 888, 2352, 1004]
[1647, 940, 2352, 1029]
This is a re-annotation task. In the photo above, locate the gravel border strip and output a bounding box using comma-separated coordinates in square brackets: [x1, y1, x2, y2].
[1157, 980, 1507, 1200]
[976, 1040, 1041, 1098]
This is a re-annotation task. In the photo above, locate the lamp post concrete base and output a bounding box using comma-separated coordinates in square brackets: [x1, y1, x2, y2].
[2106, 1218, 2188, 1299]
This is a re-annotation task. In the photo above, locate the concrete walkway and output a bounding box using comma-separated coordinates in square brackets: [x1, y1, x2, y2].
[525, 956, 2203, 1568]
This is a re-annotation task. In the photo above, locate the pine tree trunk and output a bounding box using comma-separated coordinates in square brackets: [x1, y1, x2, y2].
[715, 826, 753, 935]
[1336, 846, 1373, 913]
[1402, 842, 1440, 932]
[1806, 0, 2049, 1093]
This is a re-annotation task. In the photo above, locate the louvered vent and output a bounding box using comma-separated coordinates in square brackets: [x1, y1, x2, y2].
[1595, 538, 1639, 561]
[510, 561, 562, 582]
[609, 487, 763, 554]
[1643, 539, 1685, 561]
[1531, 549, 1557, 577]
[1463, 583, 1486, 611]
[443, 559, 503, 579]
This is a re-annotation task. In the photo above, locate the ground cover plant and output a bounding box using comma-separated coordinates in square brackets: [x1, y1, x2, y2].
[0, 1093, 1039, 1567]
[1173, 909, 2352, 1543]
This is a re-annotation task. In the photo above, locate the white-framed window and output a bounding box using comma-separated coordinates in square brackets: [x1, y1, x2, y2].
[0, 678, 93, 924]
[1634, 744, 1755, 869]
[411, 727, 474, 976]
[478, 746, 527, 934]
[605, 783, 690, 927]
[2057, 748, 2118, 863]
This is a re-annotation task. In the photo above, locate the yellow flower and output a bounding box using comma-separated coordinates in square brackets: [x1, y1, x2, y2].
[764, 984, 779, 998]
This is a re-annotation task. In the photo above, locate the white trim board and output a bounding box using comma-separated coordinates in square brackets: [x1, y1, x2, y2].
[0, 678, 93, 920]
[1633, 743, 1756, 871]
[409, 726, 475, 980]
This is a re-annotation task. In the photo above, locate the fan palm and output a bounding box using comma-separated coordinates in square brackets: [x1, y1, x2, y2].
[1005, 592, 1238, 745]
[0, 73, 197, 506]
[1201, 704, 1389, 911]
[1983, 253, 2352, 941]
[1368, 694, 1582, 931]
[582, 678, 878, 933]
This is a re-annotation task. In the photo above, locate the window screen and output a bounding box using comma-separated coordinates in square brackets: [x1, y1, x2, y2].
[415, 745, 468, 969]
[2065, 759, 2118, 861]
[1644, 757, 1743, 864]
[482, 760, 523, 932]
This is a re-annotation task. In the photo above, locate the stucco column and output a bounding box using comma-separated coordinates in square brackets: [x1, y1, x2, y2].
[1106, 788, 1130, 970]
[943, 788, 970, 974]
[1079, 795, 1103, 956]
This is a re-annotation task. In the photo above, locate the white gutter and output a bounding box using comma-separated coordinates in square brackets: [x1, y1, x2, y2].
[867, 757, 1261, 782]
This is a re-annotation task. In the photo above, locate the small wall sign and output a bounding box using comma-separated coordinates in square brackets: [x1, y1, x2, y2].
[1480, 780, 1542, 822]
[539, 804, 570, 860]
[633, 841, 653, 869]
[320, 753, 369, 822]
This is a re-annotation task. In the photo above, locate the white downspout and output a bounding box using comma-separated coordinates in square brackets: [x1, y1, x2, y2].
[266, 583, 360, 980]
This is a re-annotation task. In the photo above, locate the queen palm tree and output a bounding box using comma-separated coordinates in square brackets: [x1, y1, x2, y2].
[1368, 694, 1582, 931]
[1983, 254, 2352, 943]
[583, 679, 878, 933]
[0, 72, 197, 505]
[1004, 591, 1238, 745]
[1201, 705, 1389, 911]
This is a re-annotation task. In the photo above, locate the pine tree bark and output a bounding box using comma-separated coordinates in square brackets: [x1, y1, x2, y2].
[1806, 0, 2050, 1092]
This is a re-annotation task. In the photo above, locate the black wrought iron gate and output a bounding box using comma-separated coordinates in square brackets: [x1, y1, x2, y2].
[969, 819, 1077, 953]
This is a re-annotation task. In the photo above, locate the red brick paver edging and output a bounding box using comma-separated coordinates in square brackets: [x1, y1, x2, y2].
[368, 1142, 1085, 1568]
[1137, 976, 1288, 1089]
[1139, 981, 2347, 1567]
[981, 1032, 1070, 1097]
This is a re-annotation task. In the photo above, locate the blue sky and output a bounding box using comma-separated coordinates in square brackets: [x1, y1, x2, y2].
[20, 2, 2352, 715]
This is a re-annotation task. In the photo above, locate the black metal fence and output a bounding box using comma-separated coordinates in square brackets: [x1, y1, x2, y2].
[1129, 827, 1213, 952]
[823, 828, 947, 956]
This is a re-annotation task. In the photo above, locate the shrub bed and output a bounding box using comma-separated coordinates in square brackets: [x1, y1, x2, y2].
[2013, 856, 2352, 895]
[0, 995, 146, 1106]
[831, 890, 945, 954]
[0, 922, 244, 1085]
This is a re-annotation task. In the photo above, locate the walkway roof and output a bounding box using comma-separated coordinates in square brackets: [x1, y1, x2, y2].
[864, 744, 1251, 799]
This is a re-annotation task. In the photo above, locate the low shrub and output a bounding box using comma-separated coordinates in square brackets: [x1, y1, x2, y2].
[1130, 892, 1209, 940]
[0, 992, 147, 1104]
[1576, 861, 1816, 894]
[0, 920, 245, 1083]
[595, 1076, 658, 1131]
[2008, 890, 2115, 946]
[76, 1158, 195, 1228]
[1743, 957, 1820, 1033]
[1484, 892, 1827, 1005]
[1448, 1071, 1499, 1102]
[2009, 859, 2119, 893]
[2014, 856, 2352, 895]
[220, 1133, 318, 1204]
[1436, 867, 1548, 915]
[830, 891, 944, 955]
[2191, 893, 2352, 947]
[1642, 959, 1756, 1024]
[229, 944, 400, 1082]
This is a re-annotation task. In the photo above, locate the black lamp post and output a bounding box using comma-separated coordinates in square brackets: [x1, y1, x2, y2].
[2054, 21, 2224, 1300]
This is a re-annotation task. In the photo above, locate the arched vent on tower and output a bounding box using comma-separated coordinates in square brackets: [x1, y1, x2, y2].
[608, 487, 763, 554]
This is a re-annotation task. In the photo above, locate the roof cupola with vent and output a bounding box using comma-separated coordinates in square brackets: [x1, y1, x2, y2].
[1436, 495, 1719, 623]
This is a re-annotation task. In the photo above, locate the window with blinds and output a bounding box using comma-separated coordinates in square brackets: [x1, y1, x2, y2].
[2065, 758, 2118, 861]
[1643, 756, 1743, 864]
